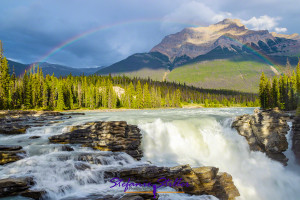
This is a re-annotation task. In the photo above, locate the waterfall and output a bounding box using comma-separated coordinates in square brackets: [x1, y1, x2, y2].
[1, 108, 300, 200]
[140, 116, 300, 200]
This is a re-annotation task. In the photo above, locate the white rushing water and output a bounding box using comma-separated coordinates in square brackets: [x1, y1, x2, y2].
[1, 108, 300, 200]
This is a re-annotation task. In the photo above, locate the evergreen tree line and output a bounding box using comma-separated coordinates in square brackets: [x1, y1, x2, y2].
[259, 61, 300, 110]
[0, 41, 258, 110]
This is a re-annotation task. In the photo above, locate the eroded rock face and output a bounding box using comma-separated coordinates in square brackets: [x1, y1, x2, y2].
[232, 109, 290, 165]
[0, 145, 26, 165]
[49, 121, 143, 160]
[104, 164, 239, 200]
[292, 116, 300, 164]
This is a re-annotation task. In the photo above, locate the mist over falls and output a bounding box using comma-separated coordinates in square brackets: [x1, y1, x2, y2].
[1, 108, 300, 200]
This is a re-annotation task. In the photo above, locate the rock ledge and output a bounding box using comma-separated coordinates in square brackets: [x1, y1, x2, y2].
[232, 108, 290, 165]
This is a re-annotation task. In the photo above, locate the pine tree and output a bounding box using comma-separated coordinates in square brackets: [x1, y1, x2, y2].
[0, 41, 3, 109]
[271, 77, 280, 108]
[0, 57, 10, 108]
[279, 76, 285, 109]
[10, 68, 17, 108]
[69, 84, 74, 109]
[286, 58, 292, 77]
[77, 82, 82, 108]
[101, 79, 107, 108]
[42, 80, 48, 109]
[49, 75, 56, 109]
[136, 81, 143, 108]
[165, 91, 170, 107]
[265, 79, 272, 108]
[296, 59, 300, 93]
[57, 81, 65, 110]
[259, 72, 267, 109]
[23, 71, 32, 109]
[175, 89, 181, 107]
[95, 80, 101, 108]
[157, 87, 162, 108]
[150, 86, 156, 108]
[143, 83, 151, 108]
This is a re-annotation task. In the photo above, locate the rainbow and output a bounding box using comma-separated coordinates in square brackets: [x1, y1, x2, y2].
[25, 19, 278, 75]
[25, 19, 199, 75]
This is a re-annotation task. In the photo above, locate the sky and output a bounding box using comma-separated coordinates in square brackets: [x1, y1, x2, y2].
[0, 0, 299, 68]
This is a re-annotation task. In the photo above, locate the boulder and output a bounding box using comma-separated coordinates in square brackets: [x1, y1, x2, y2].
[0, 177, 34, 197]
[0, 145, 26, 165]
[61, 145, 74, 152]
[74, 162, 91, 171]
[0, 124, 29, 134]
[29, 136, 41, 139]
[49, 121, 143, 160]
[232, 109, 290, 165]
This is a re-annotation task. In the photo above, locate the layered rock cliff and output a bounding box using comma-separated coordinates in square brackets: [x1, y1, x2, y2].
[49, 121, 143, 160]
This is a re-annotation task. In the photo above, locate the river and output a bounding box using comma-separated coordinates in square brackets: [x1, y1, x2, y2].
[1, 108, 300, 200]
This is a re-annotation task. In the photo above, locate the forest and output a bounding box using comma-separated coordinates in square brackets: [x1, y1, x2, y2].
[0, 41, 258, 110]
[259, 60, 300, 111]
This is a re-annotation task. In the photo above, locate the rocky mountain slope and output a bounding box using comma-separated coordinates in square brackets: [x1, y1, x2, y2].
[96, 19, 300, 92]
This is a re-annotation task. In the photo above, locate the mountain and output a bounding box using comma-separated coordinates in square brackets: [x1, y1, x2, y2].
[151, 19, 300, 60]
[7, 60, 104, 77]
[96, 19, 300, 92]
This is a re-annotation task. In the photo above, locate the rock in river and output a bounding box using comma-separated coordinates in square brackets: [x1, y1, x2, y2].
[49, 121, 143, 160]
[104, 164, 240, 200]
[0, 176, 45, 199]
[0, 110, 84, 135]
[0, 145, 26, 165]
[232, 108, 290, 165]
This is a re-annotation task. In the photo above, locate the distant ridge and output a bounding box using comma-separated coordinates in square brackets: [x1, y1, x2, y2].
[7, 60, 104, 77]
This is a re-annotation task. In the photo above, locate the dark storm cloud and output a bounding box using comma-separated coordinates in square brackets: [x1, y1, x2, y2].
[0, 0, 298, 68]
